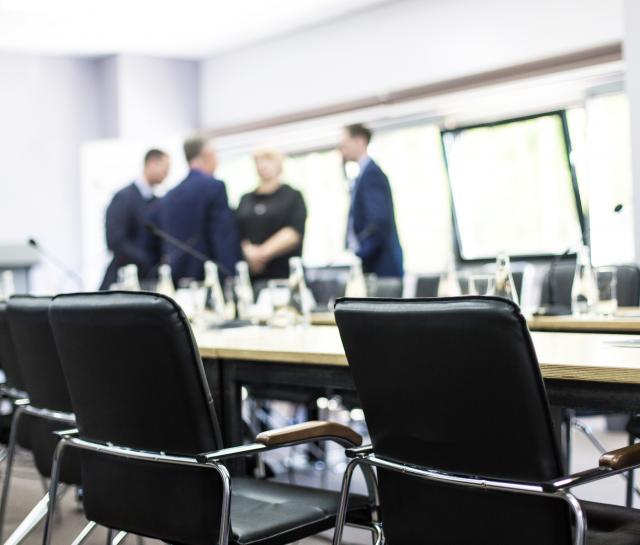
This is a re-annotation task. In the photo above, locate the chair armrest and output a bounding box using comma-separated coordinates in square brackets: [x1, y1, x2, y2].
[255, 421, 363, 449]
[197, 421, 363, 464]
[345, 444, 373, 458]
[600, 442, 640, 470]
[545, 445, 640, 491]
[53, 428, 79, 438]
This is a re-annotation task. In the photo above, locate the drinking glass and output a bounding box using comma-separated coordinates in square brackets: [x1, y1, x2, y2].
[267, 279, 295, 328]
[470, 274, 496, 296]
[595, 267, 617, 317]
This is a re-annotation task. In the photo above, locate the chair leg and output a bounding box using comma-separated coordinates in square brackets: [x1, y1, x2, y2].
[42, 440, 66, 545]
[70, 521, 98, 545]
[0, 404, 25, 542]
[332, 458, 359, 545]
[627, 434, 636, 507]
[562, 409, 574, 474]
[2, 493, 49, 545]
[111, 530, 127, 545]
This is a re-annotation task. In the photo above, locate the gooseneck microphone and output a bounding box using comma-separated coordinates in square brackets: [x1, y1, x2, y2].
[543, 203, 624, 314]
[144, 223, 232, 277]
[27, 238, 84, 289]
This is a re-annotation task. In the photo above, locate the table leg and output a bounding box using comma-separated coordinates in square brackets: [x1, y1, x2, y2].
[221, 361, 247, 475]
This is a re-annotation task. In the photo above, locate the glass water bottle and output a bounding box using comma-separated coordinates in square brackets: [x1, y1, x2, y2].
[156, 264, 175, 298]
[0, 270, 15, 300]
[234, 261, 254, 320]
[204, 261, 226, 322]
[121, 264, 141, 291]
[345, 257, 367, 298]
[494, 253, 519, 306]
[571, 243, 597, 316]
[437, 256, 461, 297]
[288, 257, 312, 325]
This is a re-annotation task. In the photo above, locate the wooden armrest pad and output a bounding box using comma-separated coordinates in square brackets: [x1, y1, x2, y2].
[600, 442, 640, 470]
[255, 421, 363, 448]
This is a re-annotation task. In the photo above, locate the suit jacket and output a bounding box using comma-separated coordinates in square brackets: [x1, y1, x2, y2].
[100, 183, 156, 290]
[348, 159, 404, 277]
[148, 169, 240, 283]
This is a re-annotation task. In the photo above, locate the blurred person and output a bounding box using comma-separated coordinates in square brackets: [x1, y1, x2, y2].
[340, 124, 403, 277]
[148, 136, 239, 283]
[100, 149, 170, 290]
[237, 148, 307, 280]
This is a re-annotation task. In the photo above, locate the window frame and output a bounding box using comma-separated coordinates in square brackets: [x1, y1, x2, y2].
[440, 110, 587, 264]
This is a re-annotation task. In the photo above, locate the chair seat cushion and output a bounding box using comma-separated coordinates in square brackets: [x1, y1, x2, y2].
[230, 477, 371, 545]
[584, 500, 640, 544]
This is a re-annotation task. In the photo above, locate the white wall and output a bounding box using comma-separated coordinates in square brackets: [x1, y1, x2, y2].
[625, 0, 640, 261]
[115, 55, 200, 139]
[200, 0, 624, 129]
[0, 53, 103, 293]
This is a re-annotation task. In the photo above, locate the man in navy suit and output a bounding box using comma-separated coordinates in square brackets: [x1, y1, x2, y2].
[340, 124, 403, 277]
[149, 136, 240, 283]
[100, 149, 170, 290]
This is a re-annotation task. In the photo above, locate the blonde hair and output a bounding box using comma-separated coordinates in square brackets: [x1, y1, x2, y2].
[253, 146, 285, 179]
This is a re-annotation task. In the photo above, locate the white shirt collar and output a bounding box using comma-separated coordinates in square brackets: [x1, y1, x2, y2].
[134, 178, 154, 200]
[358, 154, 371, 172]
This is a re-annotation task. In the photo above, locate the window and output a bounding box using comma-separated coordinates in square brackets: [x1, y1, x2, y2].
[442, 112, 583, 260]
[369, 124, 452, 272]
[582, 93, 634, 266]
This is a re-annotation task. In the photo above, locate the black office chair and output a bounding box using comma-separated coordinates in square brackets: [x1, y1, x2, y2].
[306, 266, 349, 308]
[333, 297, 640, 545]
[0, 302, 36, 538]
[46, 291, 375, 545]
[540, 262, 640, 313]
[0, 296, 86, 545]
[365, 276, 403, 298]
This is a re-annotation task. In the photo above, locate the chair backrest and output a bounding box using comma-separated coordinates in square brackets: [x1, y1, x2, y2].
[335, 297, 572, 545]
[7, 296, 81, 482]
[541, 262, 640, 311]
[8, 296, 72, 412]
[0, 301, 26, 393]
[366, 276, 403, 298]
[614, 265, 640, 306]
[305, 266, 349, 307]
[49, 292, 225, 545]
[414, 274, 440, 297]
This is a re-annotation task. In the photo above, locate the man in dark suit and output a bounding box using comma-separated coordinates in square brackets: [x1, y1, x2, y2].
[100, 149, 170, 289]
[340, 124, 404, 277]
[148, 136, 240, 283]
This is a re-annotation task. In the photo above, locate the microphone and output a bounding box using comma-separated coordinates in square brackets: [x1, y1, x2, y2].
[144, 223, 232, 277]
[27, 238, 84, 290]
[541, 203, 622, 315]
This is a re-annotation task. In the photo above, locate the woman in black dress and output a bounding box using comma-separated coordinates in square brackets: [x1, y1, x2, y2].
[236, 148, 307, 280]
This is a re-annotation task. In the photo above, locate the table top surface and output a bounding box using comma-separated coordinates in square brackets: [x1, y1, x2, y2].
[195, 324, 640, 385]
[311, 308, 640, 333]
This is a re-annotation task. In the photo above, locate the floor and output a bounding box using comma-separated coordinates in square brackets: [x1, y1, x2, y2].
[0, 416, 637, 545]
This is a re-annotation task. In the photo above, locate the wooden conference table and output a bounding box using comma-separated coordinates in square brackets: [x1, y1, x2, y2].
[195, 324, 640, 450]
[312, 309, 640, 334]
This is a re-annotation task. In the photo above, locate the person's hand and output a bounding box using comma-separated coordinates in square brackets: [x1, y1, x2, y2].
[243, 243, 269, 274]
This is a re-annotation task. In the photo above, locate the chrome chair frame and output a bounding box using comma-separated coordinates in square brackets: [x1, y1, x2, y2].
[44, 430, 379, 545]
[0, 400, 78, 545]
[332, 446, 640, 545]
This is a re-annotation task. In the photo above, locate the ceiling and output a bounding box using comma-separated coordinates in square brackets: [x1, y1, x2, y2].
[0, 0, 394, 59]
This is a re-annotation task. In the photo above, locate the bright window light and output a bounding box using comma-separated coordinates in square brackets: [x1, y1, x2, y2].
[442, 113, 583, 260]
